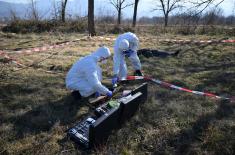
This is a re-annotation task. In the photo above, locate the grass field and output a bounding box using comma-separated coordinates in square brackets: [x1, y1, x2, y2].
[0, 31, 235, 155]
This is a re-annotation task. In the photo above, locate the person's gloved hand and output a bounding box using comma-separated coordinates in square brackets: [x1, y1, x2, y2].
[123, 49, 134, 57]
[95, 92, 100, 97]
[112, 75, 118, 87]
[106, 91, 113, 98]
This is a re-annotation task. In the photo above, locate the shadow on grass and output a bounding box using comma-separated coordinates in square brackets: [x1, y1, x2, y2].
[7, 95, 91, 140]
[195, 72, 235, 94]
[185, 63, 235, 74]
[153, 100, 235, 154]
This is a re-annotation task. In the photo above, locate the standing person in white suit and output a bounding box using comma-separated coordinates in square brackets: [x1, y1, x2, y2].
[112, 32, 143, 86]
[66, 46, 113, 99]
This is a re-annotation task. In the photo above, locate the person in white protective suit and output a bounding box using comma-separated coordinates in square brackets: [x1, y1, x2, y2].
[112, 32, 143, 86]
[65, 46, 113, 99]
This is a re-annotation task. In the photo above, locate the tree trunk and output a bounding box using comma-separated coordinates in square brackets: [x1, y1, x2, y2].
[61, 0, 68, 22]
[61, 8, 65, 22]
[164, 14, 168, 27]
[118, 8, 121, 25]
[132, 0, 139, 27]
[88, 0, 96, 36]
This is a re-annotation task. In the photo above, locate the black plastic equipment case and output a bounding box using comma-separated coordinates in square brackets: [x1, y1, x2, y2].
[89, 105, 121, 147]
[68, 117, 95, 148]
[131, 82, 148, 103]
[119, 92, 142, 124]
[68, 83, 148, 149]
[68, 102, 121, 149]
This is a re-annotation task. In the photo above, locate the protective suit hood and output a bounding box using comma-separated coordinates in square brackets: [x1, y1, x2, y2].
[119, 39, 129, 51]
[91, 46, 111, 62]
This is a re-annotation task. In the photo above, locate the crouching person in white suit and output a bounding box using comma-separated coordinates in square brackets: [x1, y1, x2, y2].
[66, 46, 113, 99]
[112, 32, 143, 86]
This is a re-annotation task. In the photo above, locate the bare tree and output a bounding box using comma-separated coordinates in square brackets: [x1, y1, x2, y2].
[189, 0, 226, 15]
[28, 0, 39, 21]
[202, 7, 223, 25]
[191, 0, 225, 7]
[51, 0, 60, 20]
[88, 0, 96, 36]
[132, 0, 140, 27]
[232, 0, 235, 24]
[96, 6, 115, 24]
[109, 0, 133, 25]
[176, 0, 227, 24]
[61, 0, 68, 22]
[9, 9, 18, 21]
[153, 0, 184, 27]
[170, 11, 201, 25]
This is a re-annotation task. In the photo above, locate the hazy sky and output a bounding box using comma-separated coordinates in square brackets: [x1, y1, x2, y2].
[2, 0, 235, 17]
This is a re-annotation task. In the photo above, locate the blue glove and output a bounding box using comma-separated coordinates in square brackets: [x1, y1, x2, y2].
[123, 49, 134, 57]
[106, 91, 113, 97]
[112, 75, 118, 86]
[95, 92, 100, 97]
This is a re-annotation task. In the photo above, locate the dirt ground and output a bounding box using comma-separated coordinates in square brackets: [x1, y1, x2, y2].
[0, 31, 235, 155]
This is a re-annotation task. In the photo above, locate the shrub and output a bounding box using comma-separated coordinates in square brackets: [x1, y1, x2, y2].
[2, 20, 87, 33]
[108, 25, 124, 34]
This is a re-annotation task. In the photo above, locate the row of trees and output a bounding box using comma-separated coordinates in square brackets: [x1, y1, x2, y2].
[8, 0, 234, 35]
[25, 0, 69, 22]
[88, 0, 233, 35]
[137, 12, 235, 26]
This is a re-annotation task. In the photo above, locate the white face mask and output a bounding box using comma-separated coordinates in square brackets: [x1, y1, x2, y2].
[99, 57, 108, 64]
[101, 59, 107, 64]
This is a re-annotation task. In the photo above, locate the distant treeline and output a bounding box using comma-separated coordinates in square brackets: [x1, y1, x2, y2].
[1, 0, 234, 35]
[2, 19, 235, 37]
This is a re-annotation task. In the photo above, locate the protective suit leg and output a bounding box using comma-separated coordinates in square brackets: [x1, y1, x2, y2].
[128, 51, 141, 70]
[67, 80, 96, 97]
[118, 60, 128, 80]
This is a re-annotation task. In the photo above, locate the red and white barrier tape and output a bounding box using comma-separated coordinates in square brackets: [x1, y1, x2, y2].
[2, 37, 234, 56]
[0, 50, 25, 67]
[159, 39, 235, 44]
[0, 35, 115, 68]
[1, 36, 115, 56]
[0, 36, 87, 67]
[8, 41, 72, 55]
[97, 36, 116, 41]
[126, 76, 234, 102]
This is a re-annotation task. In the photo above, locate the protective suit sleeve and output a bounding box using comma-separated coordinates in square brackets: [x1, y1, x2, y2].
[86, 67, 110, 95]
[132, 44, 138, 51]
[129, 34, 139, 51]
[113, 50, 122, 75]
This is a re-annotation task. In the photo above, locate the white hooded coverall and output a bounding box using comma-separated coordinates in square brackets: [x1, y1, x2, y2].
[113, 32, 141, 79]
[65, 47, 111, 97]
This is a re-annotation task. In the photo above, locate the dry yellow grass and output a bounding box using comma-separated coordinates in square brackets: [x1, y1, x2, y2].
[0, 31, 235, 154]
